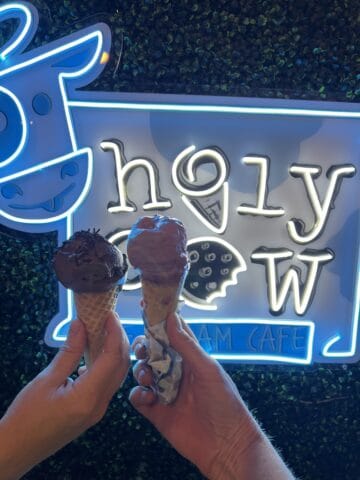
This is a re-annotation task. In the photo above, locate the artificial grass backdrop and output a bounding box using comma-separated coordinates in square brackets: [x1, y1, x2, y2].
[0, 1, 359, 479]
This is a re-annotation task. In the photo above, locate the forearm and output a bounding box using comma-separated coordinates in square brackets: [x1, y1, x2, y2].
[0, 412, 85, 480]
[0, 418, 31, 480]
[0, 454, 25, 480]
[0, 409, 61, 480]
[208, 416, 294, 480]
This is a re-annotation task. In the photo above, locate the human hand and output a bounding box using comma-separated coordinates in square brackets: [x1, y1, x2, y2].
[130, 314, 293, 480]
[0, 312, 130, 480]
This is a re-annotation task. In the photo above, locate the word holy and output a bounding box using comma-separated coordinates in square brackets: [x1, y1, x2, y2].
[101, 140, 356, 244]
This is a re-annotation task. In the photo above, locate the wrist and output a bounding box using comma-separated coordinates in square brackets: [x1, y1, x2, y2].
[207, 418, 262, 480]
[0, 423, 18, 479]
[207, 419, 294, 480]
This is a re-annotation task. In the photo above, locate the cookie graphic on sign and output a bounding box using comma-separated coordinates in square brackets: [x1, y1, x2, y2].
[183, 237, 246, 310]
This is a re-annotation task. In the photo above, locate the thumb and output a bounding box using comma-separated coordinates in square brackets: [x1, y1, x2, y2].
[48, 318, 86, 384]
[129, 386, 167, 432]
[166, 313, 213, 375]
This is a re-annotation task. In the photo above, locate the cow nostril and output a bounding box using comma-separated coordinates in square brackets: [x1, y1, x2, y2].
[0, 112, 7, 132]
[1, 183, 23, 199]
[61, 161, 79, 178]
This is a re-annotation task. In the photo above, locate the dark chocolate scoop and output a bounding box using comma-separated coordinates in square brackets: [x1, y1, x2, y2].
[53, 230, 128, 293]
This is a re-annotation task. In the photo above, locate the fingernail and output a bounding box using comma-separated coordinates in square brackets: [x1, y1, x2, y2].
[138, 368, 146, 382]
[134, 342, 145, 356]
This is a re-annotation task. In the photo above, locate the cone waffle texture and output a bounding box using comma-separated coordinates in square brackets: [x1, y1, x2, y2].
[74, 287, 119, 366]
[142, 278, 183, 327]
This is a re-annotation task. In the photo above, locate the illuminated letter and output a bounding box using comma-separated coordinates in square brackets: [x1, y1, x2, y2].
[101, 139, 172, 212]
[259, 325, 276, 351]
[215, 326, 232, 351]
[237, 155, 285, 217]
[198, 325, 213, 351]
[292, 327, 306, 350]
[172, 145, 230, 234]
[287, 164, 356, 244]
[277, 327, 290, 353]
[251, 247, 334, 315]
[248, 327, 259, 351]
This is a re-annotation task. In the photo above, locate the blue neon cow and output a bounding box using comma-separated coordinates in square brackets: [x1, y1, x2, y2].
[0, 3, 111, 343]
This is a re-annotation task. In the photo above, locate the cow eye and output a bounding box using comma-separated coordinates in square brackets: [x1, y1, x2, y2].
[32, 93, 52, 116]
[1, 183, 23, 199]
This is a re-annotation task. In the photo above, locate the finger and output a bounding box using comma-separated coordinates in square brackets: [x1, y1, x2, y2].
[132, 335, 146, 349]
[129, 386, 157, 408]
[133, 360, 153, 387]
[178, 315, 198, 342]
[166, 313, 215, 376]
[63, 376, 74, 389]
[77, 312, 130, 398]
[46, 319, 86, 385]
[78, 365, 87, 376]
[129, 387, 170, 433]
[131, 336, 147, 360]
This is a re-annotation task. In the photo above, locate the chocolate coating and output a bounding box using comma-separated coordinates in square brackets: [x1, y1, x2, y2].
[53, 230, 128, 293]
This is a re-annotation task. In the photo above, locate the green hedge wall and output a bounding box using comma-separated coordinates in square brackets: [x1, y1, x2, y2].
[0, 1, 359, 479]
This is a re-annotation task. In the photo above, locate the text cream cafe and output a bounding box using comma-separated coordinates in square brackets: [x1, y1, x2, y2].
[0, 2, 359, 364]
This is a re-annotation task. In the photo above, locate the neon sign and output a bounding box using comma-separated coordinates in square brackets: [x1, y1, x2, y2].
[1, 2, 359, 364]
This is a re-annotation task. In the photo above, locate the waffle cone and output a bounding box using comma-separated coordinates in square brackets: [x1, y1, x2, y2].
[74, 288, 119, 366]
[141, 279, 182, 327]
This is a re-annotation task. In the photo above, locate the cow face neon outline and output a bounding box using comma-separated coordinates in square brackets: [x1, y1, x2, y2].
[0, 3, 109, 224]
[0, 3, 109, 348]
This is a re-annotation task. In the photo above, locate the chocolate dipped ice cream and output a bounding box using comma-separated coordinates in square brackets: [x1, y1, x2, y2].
[54, 229, 128, 366]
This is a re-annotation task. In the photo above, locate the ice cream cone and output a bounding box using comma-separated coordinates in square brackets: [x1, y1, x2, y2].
[74, 287, 119, 366]
[127, 215, 189, 403]
[141, 276, 185, 327]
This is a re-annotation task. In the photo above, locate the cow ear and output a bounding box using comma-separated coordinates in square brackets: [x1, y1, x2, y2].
[0, 2, 38, 61]
[50, 26, 110, 85]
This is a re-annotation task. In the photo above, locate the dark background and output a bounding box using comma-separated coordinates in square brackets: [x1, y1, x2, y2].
[0, 0, 359, 478]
